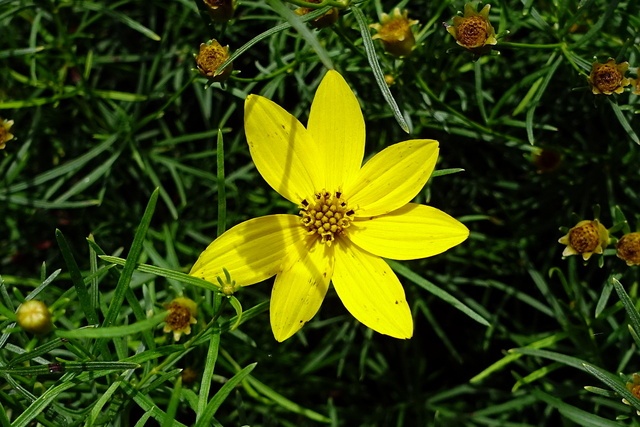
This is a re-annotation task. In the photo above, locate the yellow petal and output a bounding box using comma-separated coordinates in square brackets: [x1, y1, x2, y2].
[344, 139, 438, 217]
[307, 70, 365, 190]
[190, 215, 307, 286]
[245, 95, 322, 204]
[270, 238, 334, 342]
[348, 203, 469, 260]
[332, 239, 412, 339]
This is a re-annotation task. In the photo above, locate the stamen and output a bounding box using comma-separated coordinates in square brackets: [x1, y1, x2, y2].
[299, 189, 355, 245]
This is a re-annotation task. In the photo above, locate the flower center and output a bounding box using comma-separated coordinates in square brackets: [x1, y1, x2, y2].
[569, 223, 599, 253]
[166, 303, 193, 332]
[299, 190, 355, 245]
[593, 65, 622, 92]
[457, 16, 488, 48]
[617, 232, 640, 266]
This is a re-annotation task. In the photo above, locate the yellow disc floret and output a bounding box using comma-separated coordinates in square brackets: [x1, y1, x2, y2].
[299, 190, 355, 245]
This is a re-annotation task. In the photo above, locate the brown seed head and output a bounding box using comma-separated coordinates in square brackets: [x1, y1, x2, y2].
[588, 59, 630, 95]
[294, 0, 339, 29]
[568, 222, 600, 253]
[371, 9, 419, 57]
[617, 232, 640, 266]
[163, 297, 198, 341]
[195, 40, 233, 82]
[447, 4, 497, 52]
[0, 117, 15, 150]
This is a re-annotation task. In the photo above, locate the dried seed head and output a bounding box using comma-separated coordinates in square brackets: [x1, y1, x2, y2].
[558, 219, 609, 261]
[0, 117, 15, 150]
[294, 0, 339, 29]
[588, 59, 630, 95]
[616, 232, 640, 266]
[370, 8, 419, 58]
[447, 4, 497, 52]
[195, 40, 233, 82]
[163, 297, 198, 341]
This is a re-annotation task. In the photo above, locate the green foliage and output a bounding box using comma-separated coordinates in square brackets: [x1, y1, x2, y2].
[2, 0, 640, 425]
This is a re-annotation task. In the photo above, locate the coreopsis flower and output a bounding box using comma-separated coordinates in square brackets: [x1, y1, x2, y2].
[446, 3, 497, 53]
[16, 300, 53, 334]
[0, 117, 15, 149]
[532, 148, 562, 174]
[617, 232, 640, 266]
[163, 297, 198, 341]
[370, 8, 419, 58]
[190, 70, 469, 342]
[294, 0, 339, 29]
[588, 59, 630, 95]
[202, 0, 235, 22]
[623, 373, 640, 415]
[558, 219, 609, 261]
[195, 39, 232, 83]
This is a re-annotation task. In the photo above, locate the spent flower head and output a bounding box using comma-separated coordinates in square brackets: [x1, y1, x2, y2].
[446, 3, 497, 53]
[190, 70, 469, 342]
[588, 59, 630, 95]
[0, 117, 15, 150]
[16, 300, 53, 334]
[616, 232, 640, 266]
[370, 8, 419, 58]
[163, 297, 198, 341]
[202, 0, 235, 22]
[558, 219, 609, 261]
[195, 39, 233, 83]
[623, 373, 640, 415]
[294, 0, 339, 29]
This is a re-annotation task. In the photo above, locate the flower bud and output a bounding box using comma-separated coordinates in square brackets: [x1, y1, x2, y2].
[588, 59, 630, 95]
[0, 117, 15, 150]
[17, 300, 53, 334]
[558, 219, 609, 261]
[446, 3, 497, 53]
[370, 9, 419, 58]
[616, 232, 640, 266]
[195, 40, 233, 83]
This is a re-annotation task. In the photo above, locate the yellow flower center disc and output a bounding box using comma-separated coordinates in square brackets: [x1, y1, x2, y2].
[569, 223, 599, 253]
[299, 190, 355, 245]
[457, 16, 489, 48]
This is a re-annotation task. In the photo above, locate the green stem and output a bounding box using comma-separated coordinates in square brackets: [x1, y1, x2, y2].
[498, 42, 563, 49]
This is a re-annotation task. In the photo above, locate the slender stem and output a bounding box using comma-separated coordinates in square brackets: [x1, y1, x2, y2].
[498, 42, 564, 49]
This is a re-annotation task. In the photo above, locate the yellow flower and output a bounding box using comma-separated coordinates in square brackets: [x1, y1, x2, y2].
[617, 232, 640, 266]
[16, 300, 53, 334]
[195, 40, 233, 83]
[558, 219, 609, 261]
[202, 0, 235, 22]
[446, 3, 497, 52]
[294, 0, 339, 29]
[163, 297, 198, 341]
[370, 8, 419, 58]
[0, 117, 15, 150]
[588, 59, 630, 95]
[190, 71, 469, 342]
